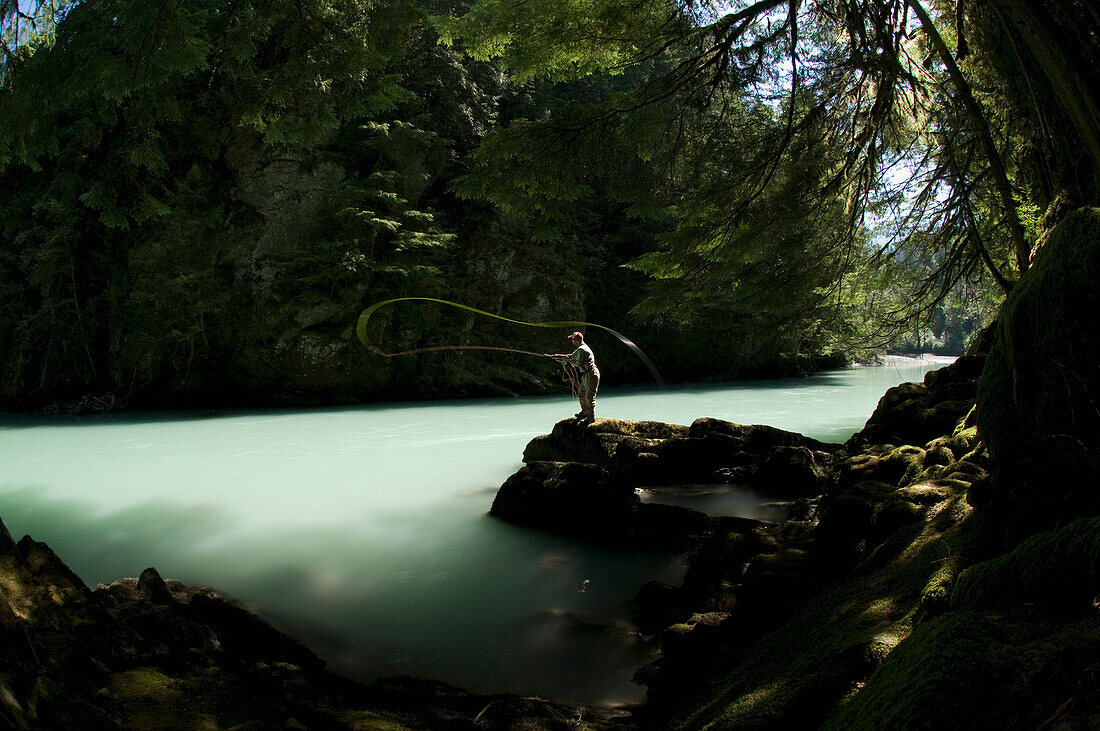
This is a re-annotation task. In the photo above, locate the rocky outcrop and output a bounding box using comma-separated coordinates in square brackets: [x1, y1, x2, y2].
[495, 417, 845, 552]
[492, 354, 1084, 727]
[520, 417, 840, 491]
[849, 353, 985, 449]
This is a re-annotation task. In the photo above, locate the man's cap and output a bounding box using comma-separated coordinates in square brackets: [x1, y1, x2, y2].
[568, 332, 584, 341]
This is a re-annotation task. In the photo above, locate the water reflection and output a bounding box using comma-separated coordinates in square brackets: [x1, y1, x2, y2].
[636, 485, 791, 522]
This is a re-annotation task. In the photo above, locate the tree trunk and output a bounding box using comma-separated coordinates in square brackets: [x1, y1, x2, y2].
[988, 0, 1100, 199]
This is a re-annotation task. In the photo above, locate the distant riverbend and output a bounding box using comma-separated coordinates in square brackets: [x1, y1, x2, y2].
[0, 355, 954, 705]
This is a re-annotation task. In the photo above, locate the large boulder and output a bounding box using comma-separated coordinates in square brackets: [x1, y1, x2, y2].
[491, 460, 711, 546]
[491, 461, 632, 528]
[523, 417, 839, 488]
[851, 355, 984, 448]
[522, 418, 690, 469]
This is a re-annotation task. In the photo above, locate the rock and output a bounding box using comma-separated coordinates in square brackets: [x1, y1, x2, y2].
[852, 355, 984, 448]
[837, 445, 927, 489]
[17, 535, 88, 593]
[634, 581, 683, 632]
[660, 612, 729, 658]
[0, 518, 17, 555]
[679, 526, 771, 606]
[491, 460, 711, 547]
[815, 481, 898, 553]
[871, 499, 923, 541]
[756, 445, 829, 496]
[137, 568, 175, 605]
[472, 696, 586, 730]
[522, 418, 690, 467]
[523, 417, 840, 489]
[923, 442, 955, 467]
[491, 460, 626, 527]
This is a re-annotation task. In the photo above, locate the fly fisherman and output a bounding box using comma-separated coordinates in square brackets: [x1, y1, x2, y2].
[547, 332, 600, 422]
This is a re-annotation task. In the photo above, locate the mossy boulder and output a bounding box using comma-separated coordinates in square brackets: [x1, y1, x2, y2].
[822, 612, 1013, 730]
[522, 417, 838, 488]
[976, 207, 1100, 530]
[852, 355, 984, 448]
[837, 445, 927, 489]
[522, 418, 689, 467]
[952, 516, 1100, 611]
[754, 446, 830, 496]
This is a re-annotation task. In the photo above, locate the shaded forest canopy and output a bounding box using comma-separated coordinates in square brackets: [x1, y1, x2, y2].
[0, 0, 1095, 410]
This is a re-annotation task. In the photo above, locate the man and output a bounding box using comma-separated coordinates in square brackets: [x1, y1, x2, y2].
[548, 332, 600, 422]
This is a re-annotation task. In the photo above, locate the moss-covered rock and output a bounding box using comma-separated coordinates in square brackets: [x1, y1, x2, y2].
[852, 355, 984, 448]
[976, 207, 1100, 531]
[952, 516, 1100, 611]
[522, 418, 691, 467]
[837, 446, 927, 489]
[754, 446, 830, 496]
[822, 612, 1012, 730]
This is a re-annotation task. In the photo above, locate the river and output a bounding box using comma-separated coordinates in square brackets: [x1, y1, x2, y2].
[0, 355, 954, 705]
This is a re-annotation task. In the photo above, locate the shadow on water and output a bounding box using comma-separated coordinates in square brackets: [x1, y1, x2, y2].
[0, 485, 678, 705]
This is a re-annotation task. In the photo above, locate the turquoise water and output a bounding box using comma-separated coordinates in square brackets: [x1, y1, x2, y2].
[0, 355, 953, 705]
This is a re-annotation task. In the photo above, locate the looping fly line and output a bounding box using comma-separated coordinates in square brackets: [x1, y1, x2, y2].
[356, 297, 665, 388]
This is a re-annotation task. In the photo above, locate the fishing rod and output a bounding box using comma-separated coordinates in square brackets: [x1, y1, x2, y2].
[356, 296, 665, 388]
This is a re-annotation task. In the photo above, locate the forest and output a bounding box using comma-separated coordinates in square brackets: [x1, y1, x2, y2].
[0, 0, 1012, 411]
[2, 0, 1100, 729]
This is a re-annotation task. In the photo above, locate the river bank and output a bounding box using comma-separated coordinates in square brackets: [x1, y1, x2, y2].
[488, 347, 1099, 729]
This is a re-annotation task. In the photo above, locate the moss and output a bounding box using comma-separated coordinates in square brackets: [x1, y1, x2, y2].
[341, 710, 414, 730]
[916, 464, 945, 482]
[975, 207, 1100, 526]
[896, 483, 958, 506]
[107, 669, 223, 731]
[952, 516, 1100, 610]
[108, 668, 181, 704]
[671, 495, 975, 729]
[838, 447, 926, 489]
[871, 500, 922, 542]
[596, 418, 690, 440]
[126, 707, 220, 731]
[822, 612, 1011, 730]
[948, 425, 979, 457]
[918, 557, 958, 616]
